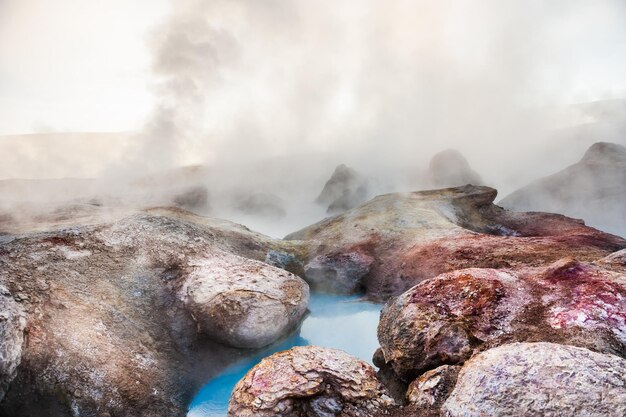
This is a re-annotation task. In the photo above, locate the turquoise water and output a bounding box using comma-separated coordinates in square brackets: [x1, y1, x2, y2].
[187, 293, 382, 417]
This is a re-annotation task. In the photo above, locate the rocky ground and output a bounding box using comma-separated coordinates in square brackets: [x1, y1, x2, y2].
[288, 185, 625, 300]
[0, 206, 308, 417]
[2, 184, 626, 417]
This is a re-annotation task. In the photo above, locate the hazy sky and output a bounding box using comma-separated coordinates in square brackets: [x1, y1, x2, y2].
[0, 0, 169, 134]
[0, 0, 625, 137]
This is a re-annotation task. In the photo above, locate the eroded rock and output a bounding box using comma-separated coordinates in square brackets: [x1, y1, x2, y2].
[228, 346, 394, 417]
[406, 364, 460, 409]
[178, 251, 308, 348]
[377, 259, 626, 381]
[0, 207, 308, 417]
[444, 342, 626, 417]
[288, 185, 625, 300]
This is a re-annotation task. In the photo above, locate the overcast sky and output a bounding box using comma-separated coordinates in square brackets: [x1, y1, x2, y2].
[0, 0, 625, 135]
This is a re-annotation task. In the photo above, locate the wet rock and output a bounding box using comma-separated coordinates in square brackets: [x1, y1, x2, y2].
[427, 149, 482, 187]
[178, 250, 309, 348]
[0, 207, 308, 417]
[377, 259, 626, 381]
[316, 164, 369, 214]
[500, 141, 626, 237]
[228, 346, 394, 417]
[288, 185, 625, 300]
[406, 365, 460, 409]
[443, 342, 626, 417]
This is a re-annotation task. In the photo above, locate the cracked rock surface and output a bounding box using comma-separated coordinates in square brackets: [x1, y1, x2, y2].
[377, 259, 626, 381]
[228, 346, 394, 417]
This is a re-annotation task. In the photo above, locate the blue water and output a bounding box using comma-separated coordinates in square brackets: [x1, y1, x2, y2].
[187, 293, 382, 417]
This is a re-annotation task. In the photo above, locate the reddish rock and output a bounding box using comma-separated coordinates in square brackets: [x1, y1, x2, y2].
[406, 364, 460, 409]
[377, 259, 626, 381]
[288, 185, 625, 300]
[228, 346, 394, 417]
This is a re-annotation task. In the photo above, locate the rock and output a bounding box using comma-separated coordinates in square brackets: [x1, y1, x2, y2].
[172, 184, 210, 211]
[500, 141, 626, 237]
[377, 259, 626, 381]
[234, 192, 287, 219]
[0, 207, 308, 417]
[304, 250, 374, 294]
[0, 290, 25, 401]
[316, 164, 369, 214]
[288, 185, 626, 300]
[406, 365, 460, 409]
[178, 250, 308, 348]
[443, 342, 626, 417]
[228, 346, 394, 417]
[599, 249, 626, 272]
[426, 149, 482, 188]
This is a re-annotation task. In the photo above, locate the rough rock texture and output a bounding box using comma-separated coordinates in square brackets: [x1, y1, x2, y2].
[406, 365, 460, 409]
[0, 288, 25, 402]
[0, 207, 308, 417]
[444, 342, 626, 417]
[228, 346, 394, 417]
[500, 141, 626, 237]
[377, 259, 626, 381]
[288, 185, 626, 300]
[316, 164, 369, 215]
[178, 251, 308, 348]
[426, 149, 482, 188]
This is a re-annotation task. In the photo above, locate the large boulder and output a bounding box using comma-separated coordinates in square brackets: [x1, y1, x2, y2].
[377, 259, 626, 381]
[178, 250, 308, 348]
[228, 346, 394, 417]
[426, 149, 482, 188]
[316, 164, 369, 214]
[288, 185, 626, 300]
[0, 207, 308, 417]
[500, 141, 626, 237]
[443, 342, 626, 417]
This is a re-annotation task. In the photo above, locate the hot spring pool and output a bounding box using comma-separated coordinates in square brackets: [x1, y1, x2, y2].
[187, 293, 382, 417]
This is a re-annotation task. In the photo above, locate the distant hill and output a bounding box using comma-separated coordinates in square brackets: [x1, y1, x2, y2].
[500, 142, 626, 237]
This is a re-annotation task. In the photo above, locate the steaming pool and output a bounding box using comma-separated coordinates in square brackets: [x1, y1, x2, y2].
[187, 293, 382, 417]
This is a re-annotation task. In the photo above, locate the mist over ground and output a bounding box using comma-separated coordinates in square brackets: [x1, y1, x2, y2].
[1, 0, 626, 237]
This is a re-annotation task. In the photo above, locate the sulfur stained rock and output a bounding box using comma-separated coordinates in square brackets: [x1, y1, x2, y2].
[377, 259, 626, 381]
[443, 342, 626, 417]
[228, 346, 394, 417]
[288, 185, 625, 301]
